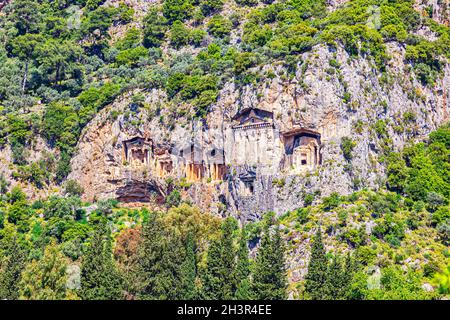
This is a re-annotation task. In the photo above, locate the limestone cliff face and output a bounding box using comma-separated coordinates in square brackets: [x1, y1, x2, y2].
[68, 43, 450, 220]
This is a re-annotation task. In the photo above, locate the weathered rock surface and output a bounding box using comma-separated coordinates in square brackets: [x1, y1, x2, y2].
[67, 43, 450, 220]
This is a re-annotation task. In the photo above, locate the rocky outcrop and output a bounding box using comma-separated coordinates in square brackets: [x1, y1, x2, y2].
[68, 43, 450, 220]
[415, 0, 449, 26]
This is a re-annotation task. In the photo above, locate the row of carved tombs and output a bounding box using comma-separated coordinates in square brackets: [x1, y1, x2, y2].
[120, 108, 321, 183]
[122, 137, 227, 181]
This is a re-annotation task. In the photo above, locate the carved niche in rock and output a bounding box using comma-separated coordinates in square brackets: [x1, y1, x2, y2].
[179, 144, 206, 182]
[282, 128, 321, 173]
[207, 148, 227, 181]
[231, 108, 275, 166]
[154, 149, 173, 178]
[122, 137, 152, 167]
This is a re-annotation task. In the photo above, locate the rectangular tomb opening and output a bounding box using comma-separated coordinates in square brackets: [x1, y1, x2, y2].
[281, 128, 321, 172]
[122, 137, 152, 167]
[186, 163, 204, 181]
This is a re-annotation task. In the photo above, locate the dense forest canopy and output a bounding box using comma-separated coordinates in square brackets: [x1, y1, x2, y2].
[0, 0, 449, 300]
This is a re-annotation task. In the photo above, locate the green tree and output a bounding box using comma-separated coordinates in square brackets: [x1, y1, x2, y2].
[341, 136, 356, 161]
[19, 241, 77, 300]
[9, 33, 43, 92]
[163, 0, 193, 23]
[207, 15, 232, 38]
[6, 0, 42, 35]
[305, 228, 328, 300]
[152, 232, 188, 299]
[235, 227, 252, 299]
[80, 224, 123, 300]
[180, 233, 197, 299]
[0, 236, 27, 300]
[325, 255, 346, 299]
[36, 39, 83, 88]
[252, 220, 287, 300]
[135, 213, 189, 299]
[200, 0, 224, 16]
[201, 217, 237, 299]
[170, 21, 190, 49]
[143, 8, 168, 48]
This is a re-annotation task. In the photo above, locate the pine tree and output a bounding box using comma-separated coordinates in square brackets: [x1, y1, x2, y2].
[235, 227, 251, 299]
[252, 221, 287, 300]
[305, 227, 328, 300]
[0, 236, 26, 300]
[202, 217, 237, 299]
[80, 223, 123, 300]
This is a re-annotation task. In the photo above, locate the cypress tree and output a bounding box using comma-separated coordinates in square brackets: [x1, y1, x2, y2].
[80, 223, 123, 300]
[0, 236, 26, 300]
[252, 221, 287, 300]
[181, 233, 197, 299]
[152, 231, 187, 299]
[342, 253, 356, 299]
[136, 213, 190, 299]
[135, 212, 164, 299]
[325, 255, 345, 299]
[202, 217, 237, 299]
[235, 227, 251, 299]
[305, 227, 328, 300]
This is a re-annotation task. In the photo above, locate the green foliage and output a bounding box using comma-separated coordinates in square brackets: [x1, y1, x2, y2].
[115, 27, 141, 51]
[135, 213, 191, 299]
[235, 0, 258, 6]
[235, 227, 251, 299]
[304, 228, 328, 299]
[80, 224, 123, 300]
[341, 136, 356, 161]
[115, 46, 148, 67]
[64, 180, 84, 197]
[200, 0, 224, 16]
[19, 241, 75, 300]
[165, 189, 181, 208]
[322, 192, 341, 211]
[201, 217, 237, 299]
[321, 24, 388, 69]
[163, 0, 194, 23]
[296, 207, 310, 224]
[351, 265, 434, 300]
[166, 73, 218, 117]
[432, 264, 450, 295]
[252, 218, 287, 299]
[143, 8, 168, 48]
[190, 29, 207, 47]
[207, 15, 232, 38]
[386, 124, 450, 203]
[170, 21, 190, 48]
[0, 236, 27, 300]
